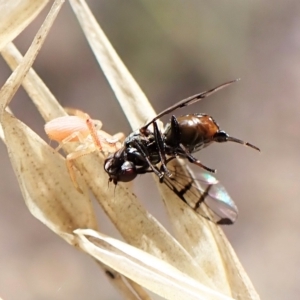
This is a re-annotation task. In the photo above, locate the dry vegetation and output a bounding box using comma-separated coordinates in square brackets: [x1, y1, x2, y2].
[0, 1, 261, 299]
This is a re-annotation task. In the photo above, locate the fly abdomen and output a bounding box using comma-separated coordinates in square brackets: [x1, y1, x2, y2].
[164, 114, 220, 153]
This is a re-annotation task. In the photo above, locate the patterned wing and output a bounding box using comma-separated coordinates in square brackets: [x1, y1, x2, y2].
[162, 159, 238, 225]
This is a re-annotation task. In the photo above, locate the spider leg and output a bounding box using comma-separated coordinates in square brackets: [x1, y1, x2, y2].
[66, 143, 97, 193]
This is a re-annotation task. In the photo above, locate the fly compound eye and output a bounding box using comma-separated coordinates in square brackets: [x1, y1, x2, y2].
[104, 156, 114, 173]
[119, 161, 138, 182]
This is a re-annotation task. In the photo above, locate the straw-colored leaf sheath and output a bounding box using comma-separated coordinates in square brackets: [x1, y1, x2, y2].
[2, 110, 97, 244]
[0, 0, 64, 113]
[0, 0, 49, 50]
[75, 229, 234, 300]
[1, 42, 67, 121]
[69, 0, 156, 130]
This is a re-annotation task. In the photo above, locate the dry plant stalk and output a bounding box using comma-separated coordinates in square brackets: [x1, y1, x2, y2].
[0, 0, 260, 299]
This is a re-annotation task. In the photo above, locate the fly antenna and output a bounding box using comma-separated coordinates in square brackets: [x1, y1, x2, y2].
[214, 131, 260, 152]
[226, 136, 260, 152]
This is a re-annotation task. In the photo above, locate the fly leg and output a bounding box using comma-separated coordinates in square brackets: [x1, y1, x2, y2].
[152, 121, 172, 180]
[179, 143, 216, 173]
[132, 140, 164, 180]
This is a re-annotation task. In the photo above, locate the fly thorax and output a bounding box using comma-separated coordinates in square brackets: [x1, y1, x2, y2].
[124, 130, 140, 145]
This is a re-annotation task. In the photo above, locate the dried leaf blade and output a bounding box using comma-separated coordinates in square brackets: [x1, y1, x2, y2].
[2, 111, 97, 244]
[75, 229, 234, 300]
[69, 0, 156, 129]
[0, 0, 65, 113]
[0, 0, 49, 50]
[156, 159, 260, 299]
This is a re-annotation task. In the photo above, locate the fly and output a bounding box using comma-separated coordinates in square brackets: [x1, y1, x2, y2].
[104, 80, 260, 224]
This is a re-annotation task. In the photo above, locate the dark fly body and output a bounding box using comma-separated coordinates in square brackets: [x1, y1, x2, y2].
[104, 80, 260, 224]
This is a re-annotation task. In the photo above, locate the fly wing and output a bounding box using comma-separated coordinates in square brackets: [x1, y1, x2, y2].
[162, 161, 238, 225]
[141, 79, 239, 130]
[201, 183, 238, 225]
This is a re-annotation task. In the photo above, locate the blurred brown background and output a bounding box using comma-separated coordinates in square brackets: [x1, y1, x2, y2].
[1, 0, 300, 299]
